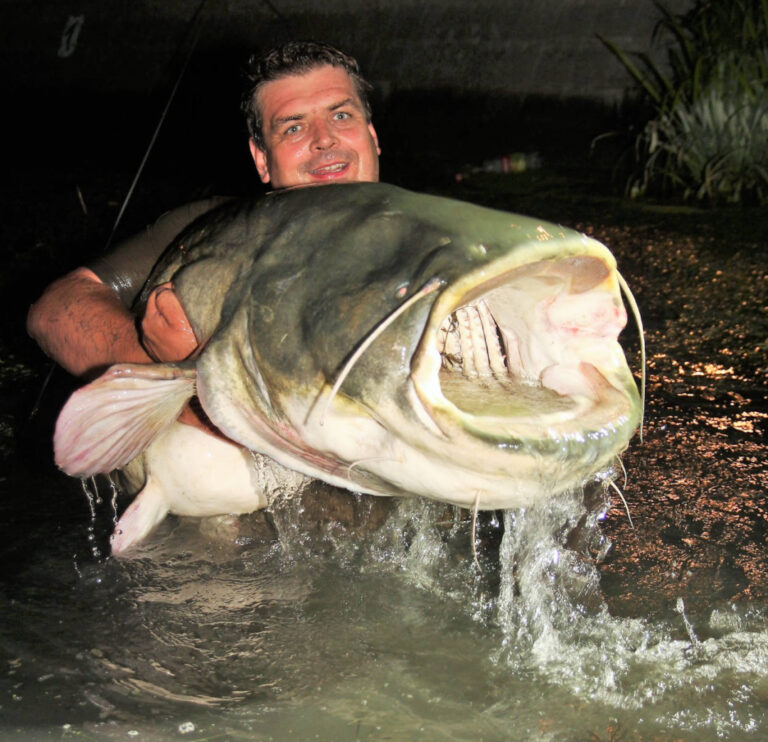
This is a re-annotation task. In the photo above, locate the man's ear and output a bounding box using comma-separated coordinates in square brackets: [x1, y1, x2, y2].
[368, 123, 381, 155]
[249, 139, 271, 184]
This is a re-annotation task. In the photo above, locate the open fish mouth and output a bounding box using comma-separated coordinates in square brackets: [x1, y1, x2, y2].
[412, 253, 640, 449]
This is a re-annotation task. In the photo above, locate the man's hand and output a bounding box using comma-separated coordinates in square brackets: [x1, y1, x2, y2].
[29, 269, 222, 437]
[139, 284, 226, 436]
[27, 267, 154, 377]
[141, 282, 199, 362]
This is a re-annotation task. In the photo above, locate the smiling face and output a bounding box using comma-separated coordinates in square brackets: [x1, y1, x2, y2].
[249, 65, 381, 189]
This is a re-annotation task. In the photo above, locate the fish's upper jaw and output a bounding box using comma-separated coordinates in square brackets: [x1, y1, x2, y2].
[411, 249, 642, 458]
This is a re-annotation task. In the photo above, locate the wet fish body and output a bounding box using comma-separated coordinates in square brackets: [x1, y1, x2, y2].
[54, 183, 642, 553]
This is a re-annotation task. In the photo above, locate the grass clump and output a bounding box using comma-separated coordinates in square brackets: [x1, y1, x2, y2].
[600, 0, 768, 205]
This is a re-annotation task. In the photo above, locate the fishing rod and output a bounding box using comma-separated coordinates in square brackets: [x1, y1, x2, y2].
[104, 0, 210, 252]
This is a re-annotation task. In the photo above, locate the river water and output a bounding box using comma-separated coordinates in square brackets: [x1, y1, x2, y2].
[1, 177, 766, 740]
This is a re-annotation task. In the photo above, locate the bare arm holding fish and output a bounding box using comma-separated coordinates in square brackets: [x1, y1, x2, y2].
[27, 199, 222, 376]
[27, 207, 217, 433]
[27, 267, 155, 377]
[27, 270, 210, 442]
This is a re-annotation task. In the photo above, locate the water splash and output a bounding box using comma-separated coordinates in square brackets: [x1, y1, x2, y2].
[80, 476, 103, 560]
[676, 596, 700, 649]
[495, 486, 609, 657]
[483, 485, 768, 737]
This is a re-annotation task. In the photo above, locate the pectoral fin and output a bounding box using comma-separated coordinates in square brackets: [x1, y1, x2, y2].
[54, 363, 196, 477]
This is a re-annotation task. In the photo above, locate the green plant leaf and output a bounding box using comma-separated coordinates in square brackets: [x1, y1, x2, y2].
[597, 34, 663, 104]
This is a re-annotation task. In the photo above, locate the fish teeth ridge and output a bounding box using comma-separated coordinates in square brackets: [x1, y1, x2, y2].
[438, 300, 509, 382]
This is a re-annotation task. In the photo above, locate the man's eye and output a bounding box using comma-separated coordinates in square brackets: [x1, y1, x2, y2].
[285, 124, 301, 135]
[333, 111, 351, 121]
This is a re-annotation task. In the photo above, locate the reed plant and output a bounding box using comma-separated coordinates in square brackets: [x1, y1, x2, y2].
[600, 0, 768, 205]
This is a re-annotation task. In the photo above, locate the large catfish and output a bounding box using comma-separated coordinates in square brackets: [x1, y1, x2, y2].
[55, 183, 642, 554]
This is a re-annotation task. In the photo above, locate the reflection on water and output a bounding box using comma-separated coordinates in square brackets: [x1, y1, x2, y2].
[2, 208, 767, 740]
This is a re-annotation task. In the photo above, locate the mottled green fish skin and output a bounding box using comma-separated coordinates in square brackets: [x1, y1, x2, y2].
[138, 182, 641, 505]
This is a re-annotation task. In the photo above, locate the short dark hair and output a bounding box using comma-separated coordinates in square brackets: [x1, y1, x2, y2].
[241, 41, 373, 150]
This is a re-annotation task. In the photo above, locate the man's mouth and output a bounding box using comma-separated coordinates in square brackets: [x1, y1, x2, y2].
[308, 161, 350, 179]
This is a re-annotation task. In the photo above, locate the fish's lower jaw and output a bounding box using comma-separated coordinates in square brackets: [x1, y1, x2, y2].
[415, 369, 638, 476]
[353, 435, 614, 511]
[415, 474, 590, 511]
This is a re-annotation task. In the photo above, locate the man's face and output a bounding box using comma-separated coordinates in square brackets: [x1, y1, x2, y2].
[249, 65, 380, 189]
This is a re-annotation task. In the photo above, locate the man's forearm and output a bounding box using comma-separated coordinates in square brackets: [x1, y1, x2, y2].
[27, 267, 152, 378]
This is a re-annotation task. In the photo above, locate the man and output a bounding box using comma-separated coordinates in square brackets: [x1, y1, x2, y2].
[27, 41, 381, 388]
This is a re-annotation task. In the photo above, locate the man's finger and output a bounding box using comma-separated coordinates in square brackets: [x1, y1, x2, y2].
[141, 282, 199, 361]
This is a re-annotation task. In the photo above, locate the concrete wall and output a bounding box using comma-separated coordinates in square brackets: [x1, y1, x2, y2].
[3, 0, 688, 102]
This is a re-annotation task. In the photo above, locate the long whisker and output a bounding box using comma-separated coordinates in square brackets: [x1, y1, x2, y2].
[318, 277, 444, 426]
[617, 271, 645, 442]
[471, 490, 481, 571]
[617, 455, 628, 488]
[608, 478, 634, 530]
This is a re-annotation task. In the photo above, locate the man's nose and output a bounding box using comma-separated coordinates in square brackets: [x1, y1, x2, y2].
[311, 120, 338, 150]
